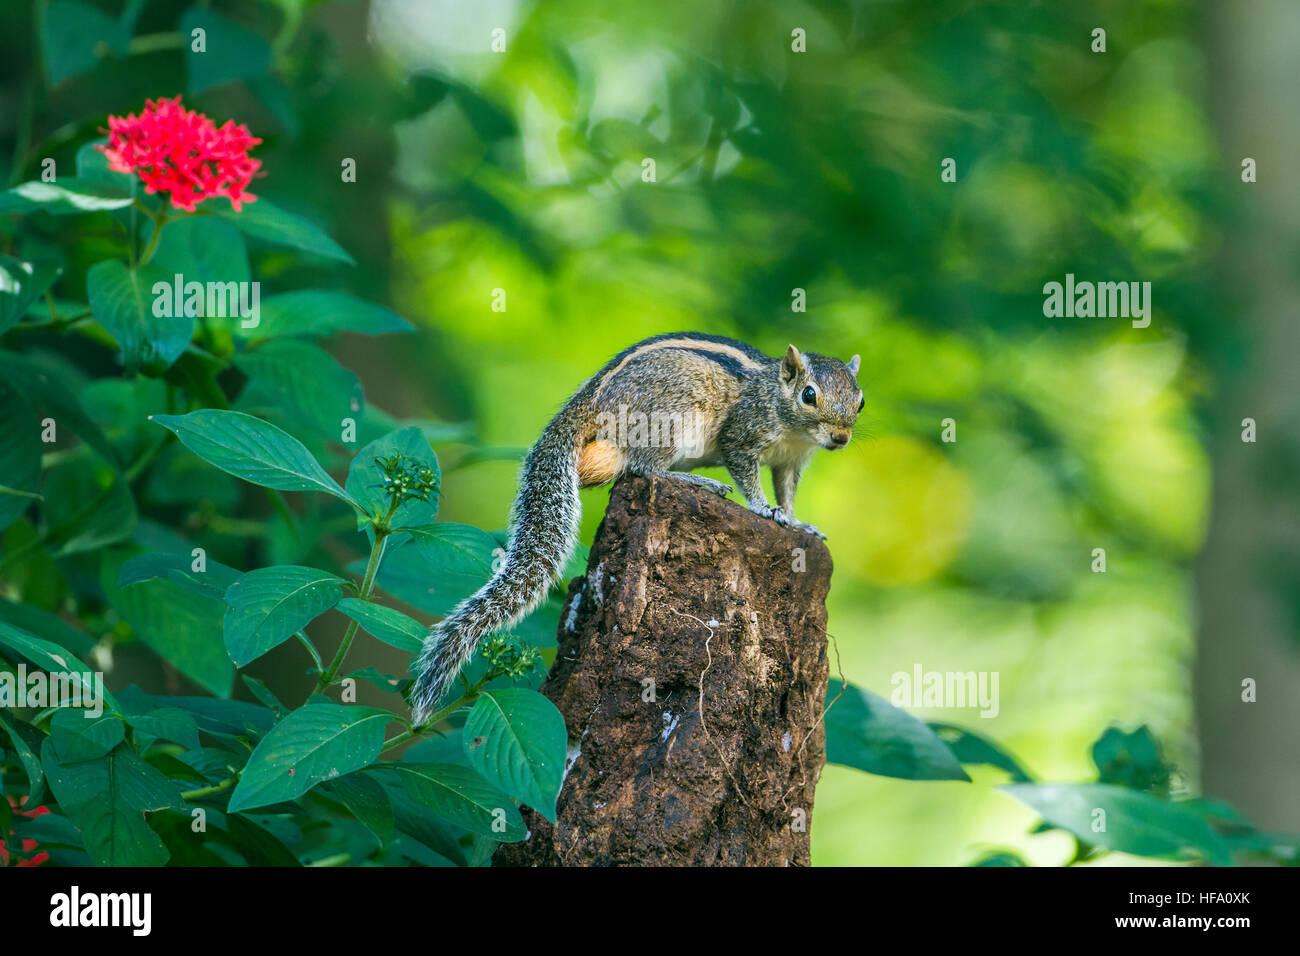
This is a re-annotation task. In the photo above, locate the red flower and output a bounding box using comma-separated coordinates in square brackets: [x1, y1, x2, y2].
[96, 96, 262, 212]
[2, 796, 51, 867]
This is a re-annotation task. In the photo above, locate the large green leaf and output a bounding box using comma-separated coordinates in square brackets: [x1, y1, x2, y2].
[346, 426, 441, 528]
[181, 6, 273, 94]
[150, 217, 251, 328]
[227, 702, 394, 813]
[824, 679, 970, 781]
[1001, 783, 1234, 866]
[223, 565, 346, 667]
[214, 197, 353, 264]
[48, 709, 125, 764]
[233, 340, 365, 439]
[40, 739, 184, 866]
[318, 773, 395, 849]
[41, 0, 131, 85]
[244, 291, 413, 341]
[928, 722, 1034, 782]
[147, 695, 274, 742]
[393, 763, 526, 841]
[117, 551, 242, 602]
[373, 524, 498, 616]
[150, 409, 359, 506]
[87, 259, 193, 371]
[463, 688, 566, 822]
[335, 598, 426, 654]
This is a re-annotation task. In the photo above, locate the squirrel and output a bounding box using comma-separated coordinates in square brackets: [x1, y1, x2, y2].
[410, 332, 862, 724]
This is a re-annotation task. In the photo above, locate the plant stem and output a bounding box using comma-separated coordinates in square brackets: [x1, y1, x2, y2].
[316, 532, 388, 691]
[181, 774, 239, 801]
[137, 208, 169, 266]
[382, 688, 479, 753]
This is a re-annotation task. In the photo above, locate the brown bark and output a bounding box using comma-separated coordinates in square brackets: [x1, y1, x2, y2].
[494, 473, 833, 866]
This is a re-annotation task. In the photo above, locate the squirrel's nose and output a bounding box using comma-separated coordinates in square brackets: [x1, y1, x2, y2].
[830, 429, 850, 447]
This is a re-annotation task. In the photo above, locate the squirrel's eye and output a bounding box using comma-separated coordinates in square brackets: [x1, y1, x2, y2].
[858, 395, 865, 412]
[801, 385, 817, 406]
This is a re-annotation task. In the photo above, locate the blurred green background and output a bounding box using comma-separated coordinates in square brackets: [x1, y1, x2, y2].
[3, 0, 1296, 865]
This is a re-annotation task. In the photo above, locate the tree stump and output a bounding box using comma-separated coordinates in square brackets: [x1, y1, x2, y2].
[494, 473, 833, 866]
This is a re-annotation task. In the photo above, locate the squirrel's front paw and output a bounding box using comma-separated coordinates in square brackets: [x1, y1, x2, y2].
[794, 520, 826, 539]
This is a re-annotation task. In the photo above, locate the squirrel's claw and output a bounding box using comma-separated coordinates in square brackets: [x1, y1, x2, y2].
[794, 520, 826, 539]
[759, 504, 795, 528]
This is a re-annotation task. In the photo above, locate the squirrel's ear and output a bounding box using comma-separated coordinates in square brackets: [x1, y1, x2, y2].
[846, 354, 860, 376]
[781, 344, 806, 383]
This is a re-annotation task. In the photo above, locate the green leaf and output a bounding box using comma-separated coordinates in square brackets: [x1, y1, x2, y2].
[223, 565, 346, 667]
[123, 707, 201, 752]
[87, 259, 193, 371]
[0, 619, 116, 713]
[244, 291, 413, 341]
[928, 722, 1033, 782]
[48, 709, 125, 763]
[148, 695, 274, 742]
[393, 763, 526, 841]
[823, 679, 970, 781]
[181, 6, 273, 94]
[1001, 783, 1234, 866]
[0, 179, 133, 215]
[233, 340, 365, 439]
[0, 379, 41, 532]
[346, 426, 441, 528]
[214, 196, 354, 264]
[40, 739, 182, 866]
[150, 409, 359, 506]
[1090, 725, 1171, 794]
[319, 773, 395, 849]
[117, 551, 242, 602]
[335, 598, 426, 654]
[41, 0, 131, 85]
[376, 524, 498, 616]
[75, 138, 130, 189]
[150, 217, 251, 318]
[0, 256, 61, 334]
[227, 702, 395, 813]
[463, 688, 566, 822]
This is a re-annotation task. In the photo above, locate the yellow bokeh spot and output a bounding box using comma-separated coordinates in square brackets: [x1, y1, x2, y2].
[817, 435, 973, 585]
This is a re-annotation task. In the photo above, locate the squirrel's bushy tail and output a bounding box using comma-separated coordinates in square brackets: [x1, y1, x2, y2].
[409, 410, 583, 724]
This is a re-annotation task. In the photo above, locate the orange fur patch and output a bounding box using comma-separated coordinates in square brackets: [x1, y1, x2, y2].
[577, 440, 622, 487]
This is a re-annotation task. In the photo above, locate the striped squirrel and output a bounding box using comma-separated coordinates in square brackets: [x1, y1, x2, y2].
[410, 332, 862, 724]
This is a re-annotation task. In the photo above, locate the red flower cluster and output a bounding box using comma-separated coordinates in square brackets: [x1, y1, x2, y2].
[1, 796, 50, 867]
[97, 96, 262, 212]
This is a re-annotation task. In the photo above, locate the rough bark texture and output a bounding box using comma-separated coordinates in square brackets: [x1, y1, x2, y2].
[494, 474, 832, 866]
